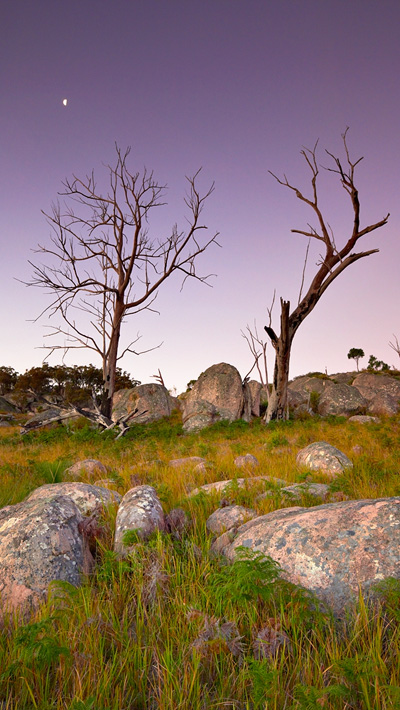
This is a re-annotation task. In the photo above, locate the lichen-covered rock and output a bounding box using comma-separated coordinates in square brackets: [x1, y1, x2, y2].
[317, 383, 367, 417]
[234, 454, 259, 469]
[0, 494, 93, 616]
[27, 482, 121, 513]
[214, 498, 400, 614]
[114, 485, 165, 557]
[65, 459, 109, 481]
[296, 441, 352, 477]
[112, 384, 176, 424]
[206, 505, 257, 535]
[181, 363, 244, 432]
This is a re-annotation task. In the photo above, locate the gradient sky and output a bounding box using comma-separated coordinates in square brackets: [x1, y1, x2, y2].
[1, 0, 399, 394]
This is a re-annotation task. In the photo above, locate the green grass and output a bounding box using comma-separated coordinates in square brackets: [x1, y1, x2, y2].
[1, 412, 400, 708]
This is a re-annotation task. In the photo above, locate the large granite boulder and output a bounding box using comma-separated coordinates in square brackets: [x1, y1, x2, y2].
[352, 373, 400, 405]
[247, 380, 262, 417]
[317, 383, 367, 416]
[114, 485, 165, 557]
[213, 498, 400, 614]
[296, 441, 352, 477]
[112, 384, 176, 425]
[181, 363, 244, 432]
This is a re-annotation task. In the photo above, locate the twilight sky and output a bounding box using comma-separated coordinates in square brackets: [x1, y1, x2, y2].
[1, 0, 399, 394]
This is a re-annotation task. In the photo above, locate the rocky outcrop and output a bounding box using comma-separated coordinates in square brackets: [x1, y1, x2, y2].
[181, 363, 244, 432]
[112, 384, 176, 425]
[212, 497, 400, 615]
[296, 441, 353, 477]
[114, 485, 165, 557]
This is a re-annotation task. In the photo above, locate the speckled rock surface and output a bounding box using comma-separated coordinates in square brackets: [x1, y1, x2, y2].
[214, 498, 400, 614]
[114, 485, 165, 556]
[280, 482, 332, 502]
[65, 459, 109, 480]
[206, 505, 257, 535]
[181, 363, 244, 432]
[317, 383, 367, 417]
[181, 399, 221, 432]
[348, 415, 379, 423]
[296, 441, 352, 477]
[0, 494, 92, 616]
[27, 482, 121, 514]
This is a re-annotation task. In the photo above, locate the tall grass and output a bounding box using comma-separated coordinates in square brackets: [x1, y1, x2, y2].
[0, 412, 400, 708]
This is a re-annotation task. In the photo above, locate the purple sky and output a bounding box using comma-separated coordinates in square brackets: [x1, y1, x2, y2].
[2, 0, 399, 394]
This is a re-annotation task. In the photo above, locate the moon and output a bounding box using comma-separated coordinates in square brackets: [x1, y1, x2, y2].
[62, 98, 68, 106]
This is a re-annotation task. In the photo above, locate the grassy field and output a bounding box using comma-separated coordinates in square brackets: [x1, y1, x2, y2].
[1, 412, 400, 709]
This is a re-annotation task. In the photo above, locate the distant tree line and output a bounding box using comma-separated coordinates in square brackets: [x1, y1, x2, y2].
[0, 363, 139, 407]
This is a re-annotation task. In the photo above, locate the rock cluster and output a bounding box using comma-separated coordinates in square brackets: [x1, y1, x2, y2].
[2, 436, 400, 619]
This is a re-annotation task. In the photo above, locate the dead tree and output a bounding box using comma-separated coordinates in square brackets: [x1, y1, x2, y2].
[263, 129, 389, 422]
[389, 335, 400, 361]
[26, 145, 219, 420]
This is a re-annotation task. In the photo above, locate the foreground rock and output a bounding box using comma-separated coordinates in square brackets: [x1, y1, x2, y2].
[0, 496, 90, 616]
[0, 483, 121, 616]
[114, 485, 165, 557]
[296, 441, 352, 477]
[213, 497, 400, 614]
[181, 363, 244, 432]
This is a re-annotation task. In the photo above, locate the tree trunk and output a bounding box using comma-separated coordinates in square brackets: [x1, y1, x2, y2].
[100, 306, 123, 419]
[264, 299, 292, 423]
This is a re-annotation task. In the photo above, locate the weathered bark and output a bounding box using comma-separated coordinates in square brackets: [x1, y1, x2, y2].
[262, 131, 389, 423]
[264, 299, 292, 422]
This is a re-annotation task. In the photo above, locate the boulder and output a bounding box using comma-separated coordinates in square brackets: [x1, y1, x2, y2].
[369, 392, 399, 416]
[181, 399, 221, 432]
[317, 383, 367, 417]
[352, 373, 400, 404]
[27, 482, 121, 513]
[296, 441, 352, 477]
[189, 476, 286, 497]
[213, 497, 400, 614]
[0, 396, 18, 413]
[0, 493, 93, 616]
[206, 505, 257, 535]
[181, 363, 244, 432]
[65, 459, 109, 481]
[247, 380, 262, 417]
[114, 485, 165, 557]
[112, 384, 176, 425]
[348, 415, 379, 423]
[289, 376, 333, 397]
